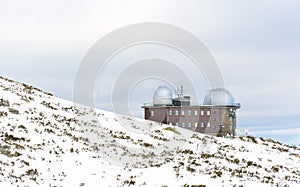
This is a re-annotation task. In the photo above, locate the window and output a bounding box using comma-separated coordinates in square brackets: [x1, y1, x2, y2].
[195, 122, 198, 127]
[207, 110, 211, 116]
[207, 123, 210, 128]
[169, 110, 172, 116]
[229, 116, 233, 122]
[169, 122, 172, 126]
[181, 110, 185, 115]
[175, 110, 179, 116]
[151, 111, 154, 116]
[200, 110, 204, 116]
[188, 111, 191, 116]
[182, 122, 185, 127]
[176, 123, 179, 127]
[200, 122, 204, 128]
[229, 125, 233, 131]
[194, 110, 198, 116]
[188, 123, 191, 127]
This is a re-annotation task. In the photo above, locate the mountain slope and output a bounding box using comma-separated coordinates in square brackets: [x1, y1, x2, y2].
[0, 76, 299, 187]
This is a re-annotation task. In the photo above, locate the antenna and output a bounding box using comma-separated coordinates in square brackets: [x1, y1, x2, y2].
[176, 85, 185, 98]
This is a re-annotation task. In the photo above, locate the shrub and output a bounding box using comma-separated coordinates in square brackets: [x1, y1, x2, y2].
[0, 147, 22, 157]
[186, 165, 196, 173]
[271, 166, 279, 173]
[40, 101, 57, 110]
[0, 111, 8, 117]
[18, 125, 26, 130]
[247, 161, 253, 167]
[246, 136, 258, 144]
[44, 128, 55, 134]
[182, 149, 194, 154]
[163, 127, 181, 135]
[18, 125, 28, 133]
[233, 158, 240, 164]
[215, 171, 222, 177]
[25, 168, 38, 177]
[143, 142, 153, 148]
[8, 108, 19, 114]
[201, 153, 211, 159]
[0, 99, 10, 107]
[123, 180, 135, 185]
[5, 133, 25, 141]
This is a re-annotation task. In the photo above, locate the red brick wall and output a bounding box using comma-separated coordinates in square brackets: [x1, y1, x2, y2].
[143, 106, 238, 136]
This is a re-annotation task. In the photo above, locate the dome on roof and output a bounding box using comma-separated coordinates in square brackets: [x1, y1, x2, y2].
[203, 88, 235, 106]
[153, 85, 173, 106]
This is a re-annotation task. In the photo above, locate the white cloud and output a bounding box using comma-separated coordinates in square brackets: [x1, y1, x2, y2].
[0, 0, 299, 143]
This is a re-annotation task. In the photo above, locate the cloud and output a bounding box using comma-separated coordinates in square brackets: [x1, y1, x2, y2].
[253, 127, 300, 145]
[0, 0, 299, 144]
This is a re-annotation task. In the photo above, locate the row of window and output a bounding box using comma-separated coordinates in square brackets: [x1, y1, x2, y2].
[150, 111, 233, 122]
[169, 122, 233, 130]
[168, 110, 210, 116]
[169, 122, 211, 128]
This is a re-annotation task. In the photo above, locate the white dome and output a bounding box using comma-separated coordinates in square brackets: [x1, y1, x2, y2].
[153, 85, 173, 106]
[203, 88, 235, 105]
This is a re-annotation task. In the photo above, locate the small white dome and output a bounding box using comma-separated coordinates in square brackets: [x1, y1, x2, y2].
[203, 88, 235, 105]
[153, 85, 173, 106]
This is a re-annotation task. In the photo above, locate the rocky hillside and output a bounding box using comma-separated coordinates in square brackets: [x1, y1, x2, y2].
[0, 76, 299, 187]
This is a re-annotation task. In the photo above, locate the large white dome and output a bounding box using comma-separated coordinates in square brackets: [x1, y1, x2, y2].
[203, 88, 235, 106]
[153, 85, 173, 106]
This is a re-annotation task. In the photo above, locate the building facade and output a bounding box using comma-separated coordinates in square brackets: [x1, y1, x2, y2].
[142, 86, 241, 137]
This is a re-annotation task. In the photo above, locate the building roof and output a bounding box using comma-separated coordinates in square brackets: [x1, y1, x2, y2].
[203, 88, 235, 106]
[153, 85, 173, 106]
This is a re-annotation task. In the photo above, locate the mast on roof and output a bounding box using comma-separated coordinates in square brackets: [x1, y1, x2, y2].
[176, 85, 185, 98]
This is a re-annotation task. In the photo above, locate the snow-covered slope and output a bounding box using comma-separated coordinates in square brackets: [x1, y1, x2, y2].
[0, 76, 299, 187]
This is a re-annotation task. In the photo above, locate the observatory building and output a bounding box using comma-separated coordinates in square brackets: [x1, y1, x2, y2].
[142, 86, 241, 137]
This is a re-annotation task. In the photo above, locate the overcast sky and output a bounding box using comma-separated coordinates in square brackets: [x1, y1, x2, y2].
[0, 0, 299, 144]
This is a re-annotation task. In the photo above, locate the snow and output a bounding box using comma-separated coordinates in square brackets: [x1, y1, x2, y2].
[0, 76, 299, 187]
